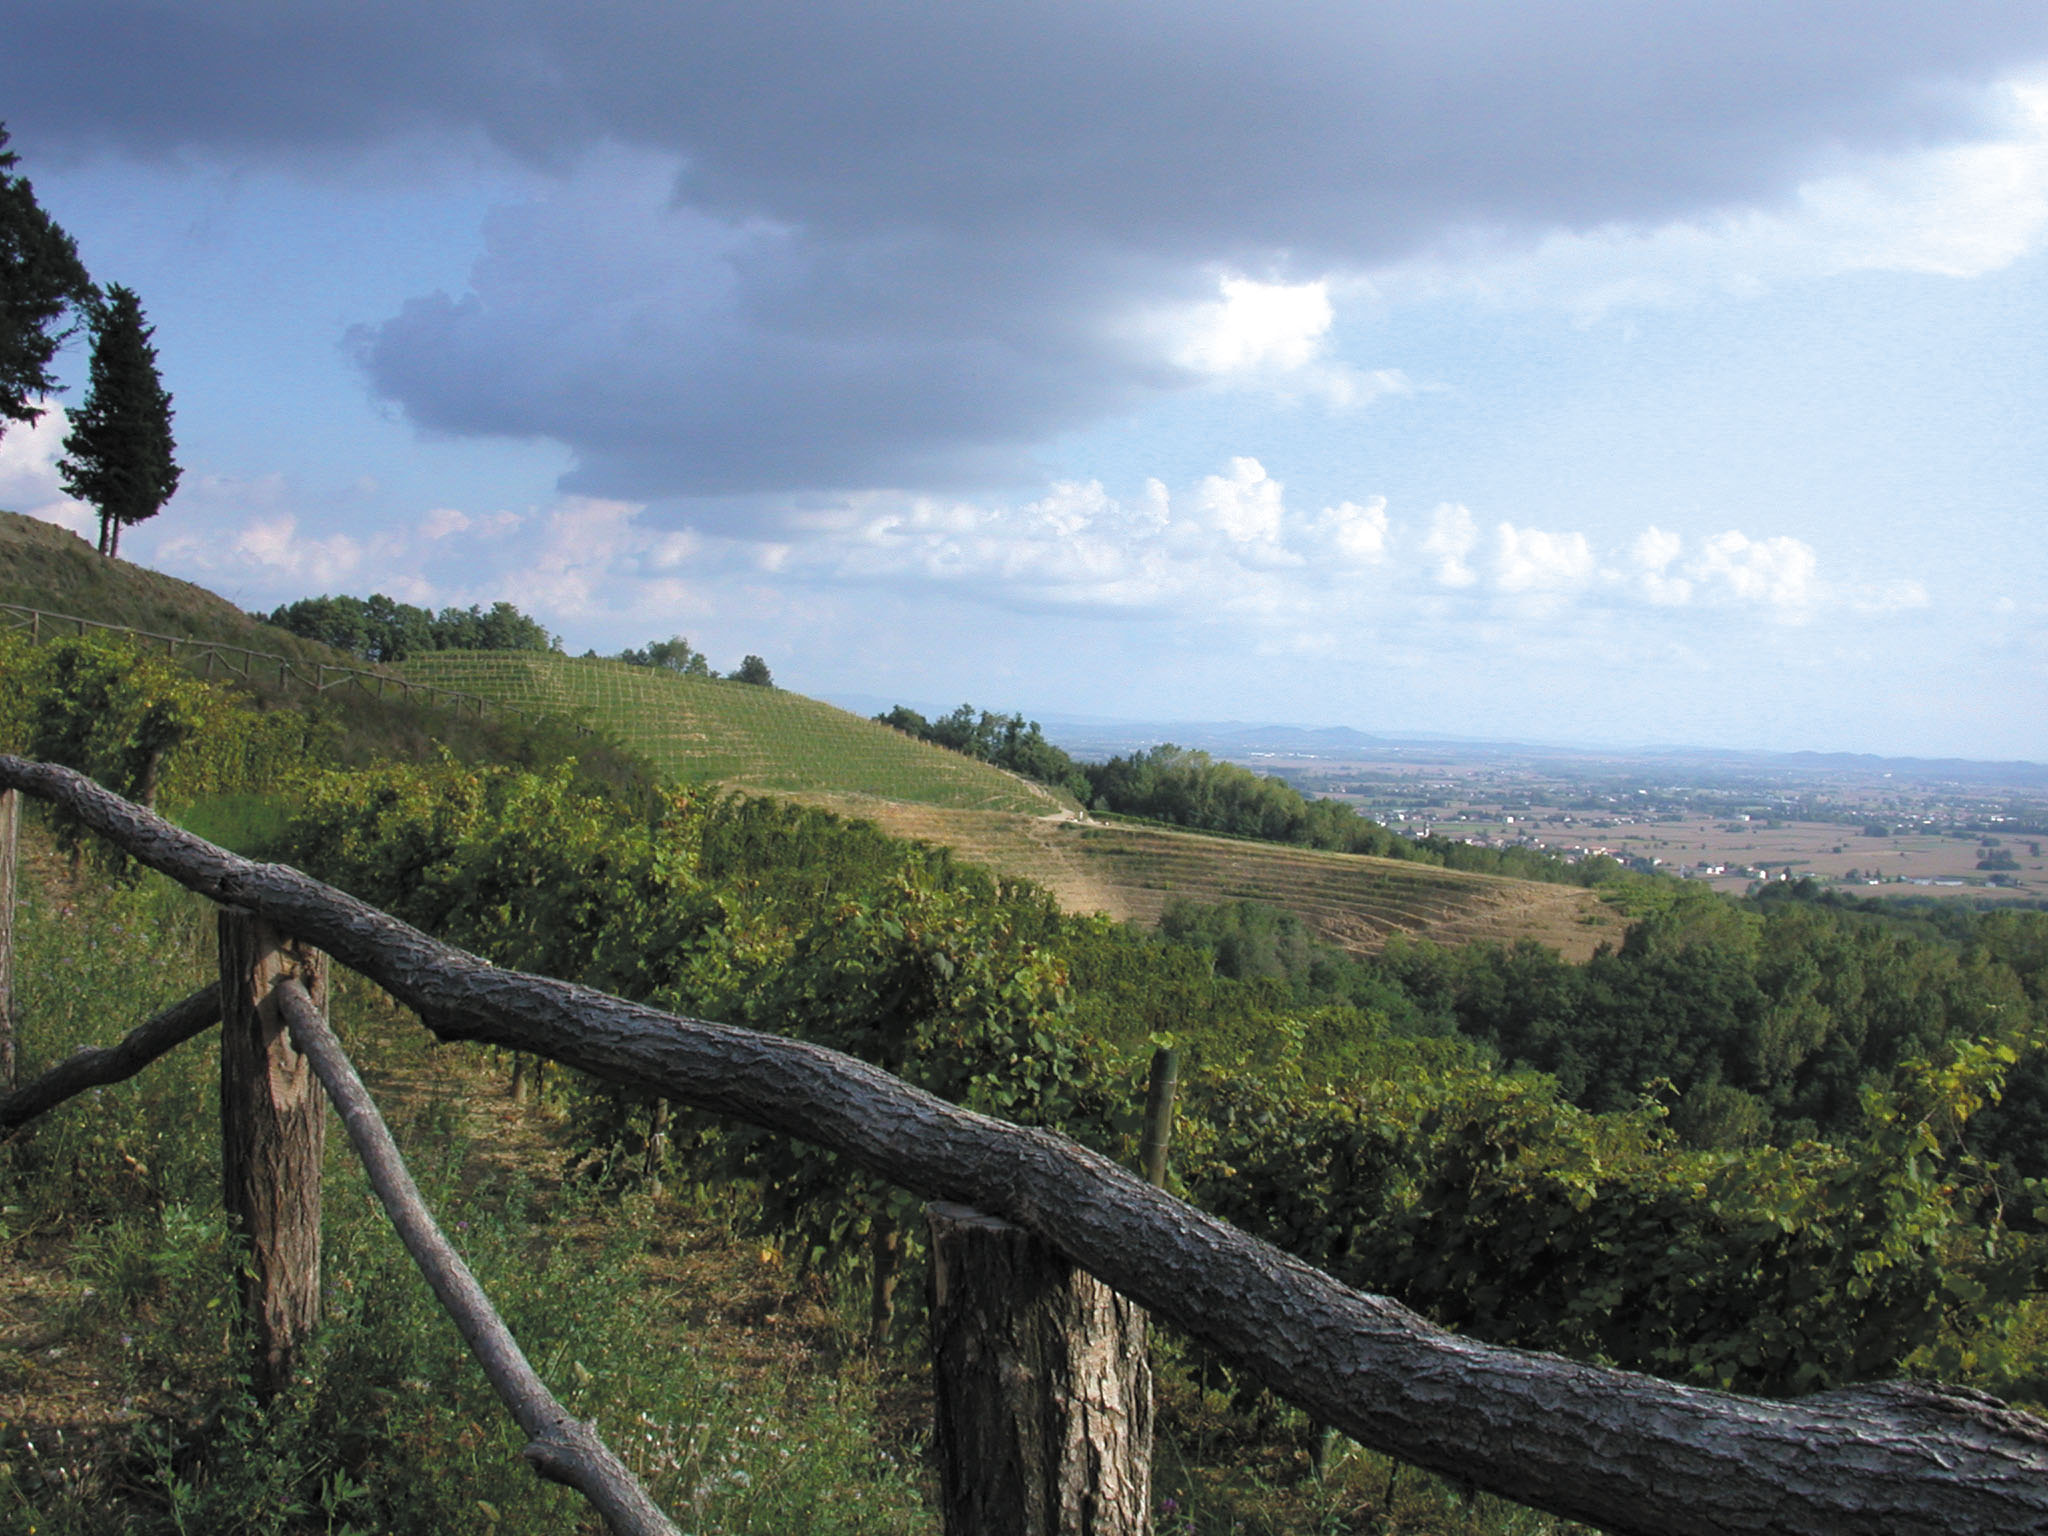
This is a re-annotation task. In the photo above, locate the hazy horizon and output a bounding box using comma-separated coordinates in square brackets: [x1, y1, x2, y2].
[3, 4, 2045, 760]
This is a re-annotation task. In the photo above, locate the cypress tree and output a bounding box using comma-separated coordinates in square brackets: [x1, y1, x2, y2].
[60, 284, 180, 559]
[0, 122, 95, 435]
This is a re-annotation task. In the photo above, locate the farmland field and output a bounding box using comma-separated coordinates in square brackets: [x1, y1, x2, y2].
[790, 793, 1626, 960]
[398, 651, 1067, 814]
[1423, 811, 2048, 899]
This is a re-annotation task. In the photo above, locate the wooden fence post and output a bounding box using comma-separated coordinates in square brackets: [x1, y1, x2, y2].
[927, 1203, 1153, 1536]
[218, 910, 327, 1400]
[0, 787, 16, 1092]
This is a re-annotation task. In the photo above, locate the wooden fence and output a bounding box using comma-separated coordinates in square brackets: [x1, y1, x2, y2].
[2, 758, 2047, 1536]
[0, 602, 584, 733]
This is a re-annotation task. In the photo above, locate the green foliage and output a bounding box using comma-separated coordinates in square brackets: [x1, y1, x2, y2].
[0, 122, 95, 434]
[1184, 1030, 2042, 1395]
[2, 833, 932, 1536]
[616, 633, 713, 675]
[0, 632, 310, 821]
[876, 703, 1092, 801]
[263, 593, 558, 664]
[1369, 893, 2047, 1173]
[612, 636, 771, 685]
[60, 283, 180, 559]
[714, 874, 1111, 1279]
[400, 651, 1066, 811]
[1084, 743, 1615, 888]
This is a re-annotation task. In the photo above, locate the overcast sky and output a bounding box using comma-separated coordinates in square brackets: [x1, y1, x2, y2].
[3, 2, 2045, 758]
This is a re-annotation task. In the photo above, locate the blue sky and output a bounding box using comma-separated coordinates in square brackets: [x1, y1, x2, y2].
[2, 2, 2045, 758]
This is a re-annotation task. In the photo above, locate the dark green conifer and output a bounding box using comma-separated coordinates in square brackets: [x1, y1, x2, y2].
[60, 284, 181, 559]
[0, 122, 95, 434]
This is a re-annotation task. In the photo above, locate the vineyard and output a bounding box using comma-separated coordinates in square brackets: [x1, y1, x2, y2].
[790, 796, 1626, 959]
[397, 652, 1067, 814]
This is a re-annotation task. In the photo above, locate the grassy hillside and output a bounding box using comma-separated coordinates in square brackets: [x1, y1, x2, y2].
[399, 647, 1621, 955]
[0, 513, 1615, 955]
[790, 795, 1625, 960]
[400, 649, 1069, 814]
[0, 510, 656, 789]
[0, 509, 335, 659]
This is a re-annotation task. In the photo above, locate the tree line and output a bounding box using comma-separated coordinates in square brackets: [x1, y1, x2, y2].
[1, 124, 179, 558]
[262, 592, 562, 664]
[605, 633, 773, 687]
[880, 703, 1617, 886]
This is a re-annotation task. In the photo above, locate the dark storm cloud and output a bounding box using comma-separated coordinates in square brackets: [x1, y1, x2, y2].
[9, 1, 2048, 495]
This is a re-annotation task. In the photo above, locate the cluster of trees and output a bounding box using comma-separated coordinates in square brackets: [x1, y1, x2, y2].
[1, 124, 179, 557]
[875, 703, 1089, 799]
[1153, 879, 2048, 1181]
[882, 704, 1616, 887]
[263, 593, 559, 663]
[612, 634, 774, 686]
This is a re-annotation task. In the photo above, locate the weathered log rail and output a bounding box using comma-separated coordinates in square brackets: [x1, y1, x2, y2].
[4, 754, 2048, 1535]
[0, 601, 588, 734]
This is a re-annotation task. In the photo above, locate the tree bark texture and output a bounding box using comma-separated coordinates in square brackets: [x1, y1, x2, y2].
[217, 909, 326, 1400]
[929, 1203, 1153, 1536]
[9, 757, 2048, 1536]
[271, 979, 681, 1536]
[0, 982, 219, 1132]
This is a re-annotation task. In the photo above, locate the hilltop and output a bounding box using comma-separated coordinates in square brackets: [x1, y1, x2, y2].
[399, 649, 1068, 815]
[0, 509, 336, 659]
[405, 648, 1623, 957]
[0, 510, 652, 785]
[0, 514, 1622, 954]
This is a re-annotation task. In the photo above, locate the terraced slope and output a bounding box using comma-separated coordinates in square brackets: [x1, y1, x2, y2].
[399, 651, 1067, 814]
[788, 796, 1626, 961]
[404, 648, 1617, 958]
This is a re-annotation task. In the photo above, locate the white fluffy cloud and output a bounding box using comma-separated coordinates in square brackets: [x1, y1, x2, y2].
[0, 407, 93, 539]
[1177, 277, 1334, 375]
[1689, 529, 1818, 613]
[1422, 503, 1480, 587]
[1494, 523, 1596, 594]
[1315, 498, 1390, 565]
[1627, 526, 1692, 604]
[1194, 457, 1288, 548]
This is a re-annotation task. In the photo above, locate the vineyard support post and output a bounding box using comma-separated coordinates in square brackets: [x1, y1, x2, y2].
[1138, 1045, 1179, 1189]
[926, 1202, 1153, 1536]
[218, 911, 327, 1400]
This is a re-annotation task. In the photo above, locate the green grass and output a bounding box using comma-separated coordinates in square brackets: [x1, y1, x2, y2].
[0, 833, 933, 1536]
[400, 651, 1071, 813]
[0, 511, 660, 796]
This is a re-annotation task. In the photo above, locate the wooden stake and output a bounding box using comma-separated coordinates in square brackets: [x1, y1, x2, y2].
[273, 978, 681, 1536]
[1138, 1045, 1180, 1189]
[927, 1202, 1153, 1536]
[218, 910, 326, 1400]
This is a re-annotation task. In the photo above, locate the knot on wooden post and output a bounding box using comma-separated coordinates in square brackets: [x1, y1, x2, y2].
[927, 1202, 1153, 1536]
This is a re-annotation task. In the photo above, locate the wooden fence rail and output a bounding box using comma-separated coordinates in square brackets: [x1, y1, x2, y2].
[3, 754, 2048, 1535]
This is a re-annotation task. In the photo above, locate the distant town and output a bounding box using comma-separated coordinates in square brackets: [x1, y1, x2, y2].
[1026, 715, 2048, 901]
